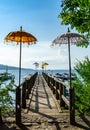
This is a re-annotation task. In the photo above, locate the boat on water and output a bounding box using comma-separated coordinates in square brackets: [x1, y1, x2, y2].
[53, 73, 63, 81]
[54, 72, 75, 81]
[0, 72, 15, 81]
[53, 72, 75, 99]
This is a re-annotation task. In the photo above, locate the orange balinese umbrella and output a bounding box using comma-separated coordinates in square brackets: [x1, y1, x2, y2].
[42, 62, 49, 66]
[41, 63, 44, 73]
[4, 26, 37, 86]
[42, 62, 49, 72]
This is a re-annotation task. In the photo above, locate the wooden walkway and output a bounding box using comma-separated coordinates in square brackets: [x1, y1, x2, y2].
[21, 75, 69, 124]
[2, 74, 90, 130]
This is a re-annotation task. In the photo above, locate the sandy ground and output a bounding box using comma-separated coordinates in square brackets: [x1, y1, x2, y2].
[0, 115, 90, 130]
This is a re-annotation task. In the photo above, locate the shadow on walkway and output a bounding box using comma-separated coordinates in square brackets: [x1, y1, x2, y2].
[74, 122, 90, 130]
[79, 114, 90, 128]
[18, 123, 29, 130]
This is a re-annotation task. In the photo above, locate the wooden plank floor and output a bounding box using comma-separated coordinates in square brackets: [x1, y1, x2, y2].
[22, 75, 69, 123]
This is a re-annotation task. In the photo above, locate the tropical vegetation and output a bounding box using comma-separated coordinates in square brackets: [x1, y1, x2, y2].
[0, 73, 15, 122]
[72, 57, 90, 114]
[59, 0, 90, 47]
[59, 0, 90, 114]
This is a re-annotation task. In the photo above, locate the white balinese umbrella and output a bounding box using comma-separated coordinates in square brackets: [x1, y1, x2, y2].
[51, 28, 86, 87]
[51, 28, 86, 124]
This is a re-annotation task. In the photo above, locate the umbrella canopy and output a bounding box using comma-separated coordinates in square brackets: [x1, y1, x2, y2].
[41, 64, 44, 69]
[51, 28, 86, 87]
[33, 62, 39, 66]
[42, 62, 49, 73]
[4, 26, 37, 86]
[42, 62, 49, 66]
[33, 62, 39, 70]
[5, 27, 37, 44]
[52, 29, 85, 46]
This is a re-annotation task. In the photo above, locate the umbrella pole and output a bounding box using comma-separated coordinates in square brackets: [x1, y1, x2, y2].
[19, 26, 22, 87]
[68, 37, 75, 125]
[16, 39, 22, 124]
[19, 41, 22, 87]
[68, 37, 71, 87]
[16, 38, 22, 124]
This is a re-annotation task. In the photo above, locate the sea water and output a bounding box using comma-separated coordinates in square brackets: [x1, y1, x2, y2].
[0, 68, 35, 85]
[0, 68, 35, 103]
[0, 68, 71, 104]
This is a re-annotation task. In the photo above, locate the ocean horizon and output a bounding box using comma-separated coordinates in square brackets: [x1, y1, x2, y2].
[0, 68, 74, 85]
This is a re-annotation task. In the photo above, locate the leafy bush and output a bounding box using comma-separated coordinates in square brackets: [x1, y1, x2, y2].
[72, 57, 90, 114]
[0, 74, 15, 115]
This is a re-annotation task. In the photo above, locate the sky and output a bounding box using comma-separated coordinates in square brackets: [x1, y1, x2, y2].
[0, 0, 90, 70]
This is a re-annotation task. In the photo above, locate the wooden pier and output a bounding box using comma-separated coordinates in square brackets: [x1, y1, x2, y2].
[21, 75, 68, 123]
[16, 72, 75, 125]
[15, 73, 74, 129]
[1, 72, 90, 130]
[12, 72, 89, 130]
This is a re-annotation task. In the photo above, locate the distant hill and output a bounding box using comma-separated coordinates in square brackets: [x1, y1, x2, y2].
[0, 64, 17, 70]
[0, 64, 34, 70]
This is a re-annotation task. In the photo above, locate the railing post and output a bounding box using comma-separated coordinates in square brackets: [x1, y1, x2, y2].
[47, 76, 50, 87]
[16, 86, 21, 124]
[55, 81, 59, 99]
[22, 82, 26, 108]
[52, 78, 55, 94]
[59, 84, 65, 107]
[26, 79, 30, 99]
[70, 87, 75, 125]
[29, 78, 33, 94]
[49, 77, 52, 90]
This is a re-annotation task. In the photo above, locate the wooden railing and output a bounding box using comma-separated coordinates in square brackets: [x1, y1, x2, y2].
[42, 72, 75, 125]
[16, 72, 38, 124]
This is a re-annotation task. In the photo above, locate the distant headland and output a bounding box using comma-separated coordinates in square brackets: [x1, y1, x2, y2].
[0, 64, 34, 70]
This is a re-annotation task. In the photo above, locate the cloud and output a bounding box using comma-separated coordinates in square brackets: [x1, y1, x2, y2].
[0, 41, 90, 70]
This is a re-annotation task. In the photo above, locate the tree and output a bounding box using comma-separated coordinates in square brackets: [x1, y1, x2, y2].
[72, 57, 90, 114]
[59, 0, 90, 45]
[58, 0, 90, 114]
[0, 74, 15, 122]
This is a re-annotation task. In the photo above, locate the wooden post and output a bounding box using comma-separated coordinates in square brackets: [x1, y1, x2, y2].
[59, 84, 65, 107]
[22, 82, 26, 108]
[16, 87, 21, 124]
[47, 76, 50, 87]
[50, 77, 52, 90]
[25, 80, 29, 99]
[70, 87, 75, 125]
[52, 78, 55, 94]
[55, 81, 59, 99]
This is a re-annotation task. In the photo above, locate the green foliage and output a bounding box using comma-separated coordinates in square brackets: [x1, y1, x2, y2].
[75, 57, 90, 83]
[76, 39, 89, 48]
[0, 74, 15, 114]
[72, 57, 90, 114]
[59, 0, 90, 46]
